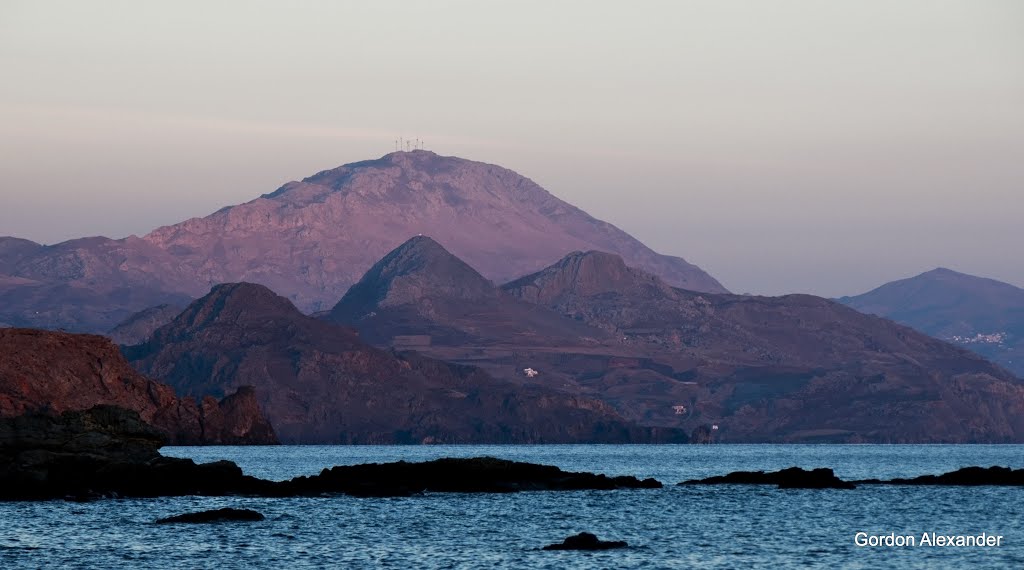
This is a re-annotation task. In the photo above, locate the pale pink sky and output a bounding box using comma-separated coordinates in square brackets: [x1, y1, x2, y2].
[1, 1, 1022, 296]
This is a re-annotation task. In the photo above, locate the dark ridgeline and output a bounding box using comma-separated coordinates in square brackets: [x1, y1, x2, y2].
[839, 267, 1024, 377]
[125, 281, 686, 444]
[0, 151, 724, 333]
[326, 238, 1024, 443]
[0, 328, 277, 445]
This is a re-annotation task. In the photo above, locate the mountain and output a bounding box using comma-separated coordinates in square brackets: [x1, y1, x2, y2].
[125, 282, 686, 444]
[0, 328, 277, 444]
[839, 267, 1024, 376]
[337, 246, 1024, 442]
[107, 303, 184, 345]
[328, 236, 609, 346]
[0, 151, 724, 333]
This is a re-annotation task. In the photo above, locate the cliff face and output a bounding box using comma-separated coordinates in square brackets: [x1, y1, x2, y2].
[0, 328, 277, 444]
[126, 282, 685, 444]
[0, 151, 724, 333]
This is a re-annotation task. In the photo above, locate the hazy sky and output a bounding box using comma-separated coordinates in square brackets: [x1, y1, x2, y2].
[1, 1, 1022, 296]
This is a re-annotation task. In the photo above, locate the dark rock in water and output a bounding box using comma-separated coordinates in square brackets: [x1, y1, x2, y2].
[679, 467, 856, 489]
[277, 456, 663, 497]
[856, 466, 1024, 486]
[156, 508, 265, 524]
[0, 408, 662, 500]
[542, 532, 628, 551]
[0, 406, 271, 501]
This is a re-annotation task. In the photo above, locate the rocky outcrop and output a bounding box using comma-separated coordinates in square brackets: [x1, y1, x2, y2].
[0, 407, 662, 500]
[0, 151, 724, 333]
[679, 467, 856, 489]
[0, 328, 277, 444]
[681, 466, 1024, 488]
[855, 466, 1024, 486]
[277, 457, 662, 497]
[0, 406, 267, 500]
[156, 508, 265, 524]
[127, 282, 686, 444]
[542, 533, 629, 551]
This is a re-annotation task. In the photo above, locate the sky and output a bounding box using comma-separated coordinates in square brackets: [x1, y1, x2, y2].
[1, 1, 1022, 297]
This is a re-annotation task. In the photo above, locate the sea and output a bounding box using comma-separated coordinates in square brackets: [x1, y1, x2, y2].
[1, 444, 1022, 569]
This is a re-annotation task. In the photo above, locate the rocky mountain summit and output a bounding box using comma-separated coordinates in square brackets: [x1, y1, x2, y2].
[840, 268, 1024, 377]
[329, 236, 608, 346]
[335, 241, 1024, 443]
[0, 151, 724, 332]
[126, 282, 686, 444]
[0, 328, 277, 444]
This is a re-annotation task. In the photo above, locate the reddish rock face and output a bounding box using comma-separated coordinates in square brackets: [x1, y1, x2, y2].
[0, 328, 277, 444]
[0, 151, 724, 332]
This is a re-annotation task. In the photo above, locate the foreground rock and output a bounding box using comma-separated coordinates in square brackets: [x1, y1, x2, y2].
[542, 532, 628, 551]
[855, 466, 1024, 486]
[156, 508, 265, 524]
[0, 407, 269, 501]
[0, 328, 277, 445]
[0, 406, 661, 501]
[682, 466, 1024, 489]
[679, 467, 856, 489]
[277, 457, 662, 497]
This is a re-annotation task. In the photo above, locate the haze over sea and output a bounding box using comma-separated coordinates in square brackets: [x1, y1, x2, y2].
[2, 444, 1021, 569]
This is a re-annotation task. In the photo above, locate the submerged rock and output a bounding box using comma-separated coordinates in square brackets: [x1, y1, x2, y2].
[679, 467, 856, 489]
[542, 532, 628, 551]
[156, 508, 265, 524]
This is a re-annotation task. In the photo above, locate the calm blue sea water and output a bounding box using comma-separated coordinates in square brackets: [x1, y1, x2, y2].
[2, 445, 1022, 569]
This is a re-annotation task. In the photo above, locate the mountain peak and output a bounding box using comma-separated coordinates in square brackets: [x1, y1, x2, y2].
[4, 151, 726, 332]
[330, 236, 496, 320]
[161, 282, 303, 334]
[503, 249, 676, 304]
[921, 267, 969, 279]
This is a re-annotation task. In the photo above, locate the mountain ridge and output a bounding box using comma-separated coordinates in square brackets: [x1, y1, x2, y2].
[0, 151, 724, 332]
[839, 267, 1024, 377]
[334, 244, 1024, 442]
[127, 281, 686, 444]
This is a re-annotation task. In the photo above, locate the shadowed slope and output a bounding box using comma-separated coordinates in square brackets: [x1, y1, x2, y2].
[127, 282, 685, 444]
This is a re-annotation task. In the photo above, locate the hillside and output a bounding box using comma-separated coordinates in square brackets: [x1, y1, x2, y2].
[0, 151, 724, 332]
[125, 282, 686, 444]
[839, 268, 1024, 376]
